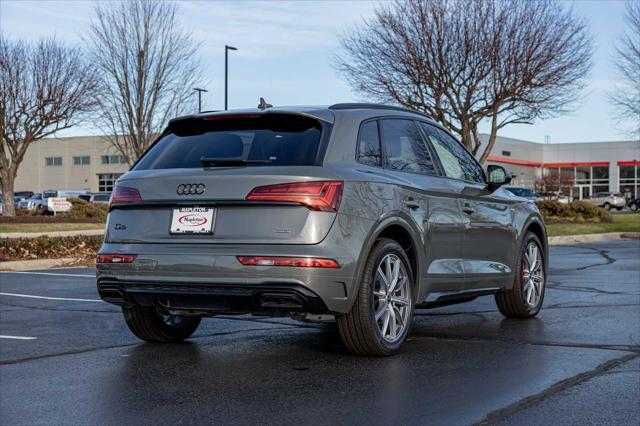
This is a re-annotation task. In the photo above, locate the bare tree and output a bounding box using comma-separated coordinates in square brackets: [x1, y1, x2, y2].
[87, 0, 202, 165]
[534, 171, 575, 195]
[0, 37, 97, 216]
[336, 0, 593, 163]
[610, 2, 640, 139]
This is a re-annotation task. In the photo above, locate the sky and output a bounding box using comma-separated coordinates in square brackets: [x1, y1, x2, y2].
[0, 0, 637, 144]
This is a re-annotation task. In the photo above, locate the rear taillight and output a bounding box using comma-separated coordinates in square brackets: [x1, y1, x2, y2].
[246, 181, 343, 212]
[96, 254, 137, 264]
[237, 256, 340, 268]
[109, 186, 142, 207]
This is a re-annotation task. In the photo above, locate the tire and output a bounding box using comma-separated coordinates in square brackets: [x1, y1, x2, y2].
[337, 238, 415, 356]
[631, 203, 638, 212]
[495, 232, 546, 318]
[122, 306, 201, 343]
[603, 203, 611, 211]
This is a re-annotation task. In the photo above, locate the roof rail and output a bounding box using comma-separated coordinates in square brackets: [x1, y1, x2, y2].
[328, 103, 433, 120]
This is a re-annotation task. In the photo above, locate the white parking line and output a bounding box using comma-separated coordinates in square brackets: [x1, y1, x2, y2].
[0, 335, 37, 340]
[0, 271, 95, 278]
[0, 292, 103, 303]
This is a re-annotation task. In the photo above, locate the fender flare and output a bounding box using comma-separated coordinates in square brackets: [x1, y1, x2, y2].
[519, 214, 549, 272]
[348, 211, 427, 308]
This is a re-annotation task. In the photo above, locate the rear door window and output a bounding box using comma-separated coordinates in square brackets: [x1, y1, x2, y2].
[380, 119, 437, 175]
[134, 114, 324, 170]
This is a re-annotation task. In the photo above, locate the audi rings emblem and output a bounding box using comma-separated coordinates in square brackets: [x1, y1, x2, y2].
[176, 183, 206, 195]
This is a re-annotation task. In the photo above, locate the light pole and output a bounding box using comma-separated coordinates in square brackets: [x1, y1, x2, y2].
[193, 87, 208, 113]
[225, 45, 238, 111]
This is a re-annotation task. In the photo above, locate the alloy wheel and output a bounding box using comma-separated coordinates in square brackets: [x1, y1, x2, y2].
[373, 253, 411, 342]
[521, 242, 544, 308]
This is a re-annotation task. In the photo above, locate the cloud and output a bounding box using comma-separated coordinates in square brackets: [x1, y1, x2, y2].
[180, 1, 377, 59]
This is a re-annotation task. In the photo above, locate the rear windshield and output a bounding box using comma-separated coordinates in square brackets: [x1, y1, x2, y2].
[133, 114, 324, 170]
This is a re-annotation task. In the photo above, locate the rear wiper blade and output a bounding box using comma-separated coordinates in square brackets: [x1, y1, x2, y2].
[200, 157, 272, 167]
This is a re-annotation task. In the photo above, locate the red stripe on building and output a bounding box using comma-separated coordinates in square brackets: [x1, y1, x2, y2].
[544, 161, 609, 167]
[617, 160, 640, 166]
[487, 156, 611, 168]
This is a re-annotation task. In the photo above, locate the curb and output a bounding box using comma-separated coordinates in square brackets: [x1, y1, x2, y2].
[0, 229, 104, 239]
[0, 257, 78, 271]
[548, 232, 640, 246]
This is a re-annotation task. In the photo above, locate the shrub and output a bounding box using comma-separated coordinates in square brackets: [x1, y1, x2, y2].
[59, 198, 108, 222]
[536, 200, 612, 223]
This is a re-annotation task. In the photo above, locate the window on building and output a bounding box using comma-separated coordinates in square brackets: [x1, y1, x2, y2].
[98, 174, 122, 192]
[357, 121, 382, 167]
[73, 156, 91, 165]
[576, 166, 590, 182]
[45, 157, 62, 166]
[593, 166, 609, 180]
[619, 164, 639, 199]
[101, 155, 128, 165]
[543, 165, 610, 201]
[380, 119, 437, 175]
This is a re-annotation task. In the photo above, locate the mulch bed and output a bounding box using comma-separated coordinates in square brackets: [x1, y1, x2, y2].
[0, 216, 102, 224]
[0, 235, 102, 262]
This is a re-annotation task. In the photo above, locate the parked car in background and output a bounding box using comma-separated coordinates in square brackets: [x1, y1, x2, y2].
[585, 192, 626, 211]
[56, 189, 90, 198]
[504, 186, 539, 201]
[14, 191, 34, 201]
[97, 104, 548, 356]
[19, 191, 60, 211]
[78, 193, 111, 204]
[627, 197, 640, 212]
[19, 193, 45, 210]
[538, 191, 570, 204]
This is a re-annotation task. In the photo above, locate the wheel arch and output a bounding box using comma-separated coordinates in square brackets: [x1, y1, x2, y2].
[522, 215, 549, 271]
[349, 213, 426, 307]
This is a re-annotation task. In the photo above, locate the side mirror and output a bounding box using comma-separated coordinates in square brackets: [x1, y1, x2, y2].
[486, 165, 512, 191]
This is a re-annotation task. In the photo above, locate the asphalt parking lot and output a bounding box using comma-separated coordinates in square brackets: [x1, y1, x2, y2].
[0, 240, 638, 425]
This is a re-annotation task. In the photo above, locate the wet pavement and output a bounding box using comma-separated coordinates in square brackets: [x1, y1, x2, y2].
[0, 240, 638, 425]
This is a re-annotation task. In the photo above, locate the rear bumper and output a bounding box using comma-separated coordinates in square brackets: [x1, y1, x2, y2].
[96, 239, 363, 314]
[97, 278, 328, 314]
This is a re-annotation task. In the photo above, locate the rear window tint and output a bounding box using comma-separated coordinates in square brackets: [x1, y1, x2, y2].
[134, 114, 324, 170]
[380, 119, 437, 175]
[357, 121, 382, 167]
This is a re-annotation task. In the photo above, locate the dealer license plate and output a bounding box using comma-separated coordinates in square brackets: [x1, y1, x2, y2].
[170, 207, 215, 234]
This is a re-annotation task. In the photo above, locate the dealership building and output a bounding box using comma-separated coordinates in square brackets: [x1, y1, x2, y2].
[13, 134, 640, 200]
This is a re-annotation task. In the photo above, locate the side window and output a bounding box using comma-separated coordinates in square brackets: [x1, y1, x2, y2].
[357, 121, 382, 167]
[421, 124, 485, 183]
[380, 119, 436, 175]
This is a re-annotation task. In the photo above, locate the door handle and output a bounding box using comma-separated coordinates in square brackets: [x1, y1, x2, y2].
[463, 203, 475, 214]
[404, 197, 420, 210]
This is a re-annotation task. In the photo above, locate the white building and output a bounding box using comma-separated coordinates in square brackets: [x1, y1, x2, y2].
[485, 136, 640, 200]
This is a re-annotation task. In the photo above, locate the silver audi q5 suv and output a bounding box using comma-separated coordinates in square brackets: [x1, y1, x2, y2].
[97, 103, 548, 356]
